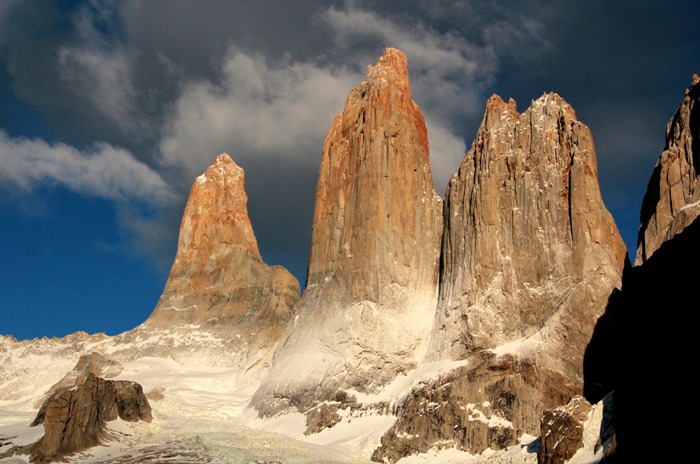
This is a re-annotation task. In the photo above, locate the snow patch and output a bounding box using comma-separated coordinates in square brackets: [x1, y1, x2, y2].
[345, 358, 470, 407]
[1, 334, 543, 463]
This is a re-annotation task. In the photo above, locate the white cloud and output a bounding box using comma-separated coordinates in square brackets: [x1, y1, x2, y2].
[159, 49, 360, 179]
[0, 131, 174, 207]
[324, 6, 493, 77]
[425, 119, 467, 195]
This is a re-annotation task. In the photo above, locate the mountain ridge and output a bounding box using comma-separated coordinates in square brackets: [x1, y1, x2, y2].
[1, 50, 697, 464]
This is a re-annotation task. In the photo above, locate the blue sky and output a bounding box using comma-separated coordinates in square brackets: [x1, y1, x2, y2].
[1, 1, 698, 340]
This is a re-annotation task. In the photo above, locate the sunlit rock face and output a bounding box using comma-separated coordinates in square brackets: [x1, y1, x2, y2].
[636, 75, 700, 264]
[430, 93, 626, 364]
[253, 48, 443, 415]
[374, 93, 626, 462]
[141, 153, 300, 371]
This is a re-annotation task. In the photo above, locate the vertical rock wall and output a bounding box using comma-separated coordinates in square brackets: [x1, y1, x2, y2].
[253, 48, 443, 415]
[375, 94, 626, 462]
[636, 75, 700, 264]
[431, 93, 626, 364]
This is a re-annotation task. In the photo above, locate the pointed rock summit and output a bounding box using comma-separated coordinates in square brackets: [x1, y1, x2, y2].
[375, 94, 626, 461]
[142, 153, 300, 367]
[431, 93, 626, 359]
[636, 76, 700, 264]
[253, 48, 443, 415]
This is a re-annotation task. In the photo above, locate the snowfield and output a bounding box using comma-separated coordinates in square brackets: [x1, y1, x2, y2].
[0, 335, 602, 463]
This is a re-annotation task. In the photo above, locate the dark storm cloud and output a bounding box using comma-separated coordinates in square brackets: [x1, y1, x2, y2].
[0, 2, 134, 148]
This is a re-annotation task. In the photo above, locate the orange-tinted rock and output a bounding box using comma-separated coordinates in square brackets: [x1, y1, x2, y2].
[142, 153, 300, 369]
[636, 75, 700, 264]
[25, 373, 151, 463]
[253, 48, 443, 415]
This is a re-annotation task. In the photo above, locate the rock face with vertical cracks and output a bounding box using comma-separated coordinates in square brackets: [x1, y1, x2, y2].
[539, 396, 593, 464]
[253, 48, 443, 416]
[636, 75, 700, 264]
[374, 94, 626, 461]
[431, 93, 626, 359]
[141, 153, 300, 371]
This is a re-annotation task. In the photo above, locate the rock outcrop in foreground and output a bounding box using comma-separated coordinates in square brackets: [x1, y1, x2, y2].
[253, 48, 443, 416]
[22, 373, 151, 463]
[374, 93, 626, 461]
[539, 396, 593, 464]
[139, 153, 300, 370]
[636, 75, 700, 264]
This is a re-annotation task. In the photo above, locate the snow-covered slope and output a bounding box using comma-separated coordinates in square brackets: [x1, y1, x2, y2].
[0, 333, 606, 463]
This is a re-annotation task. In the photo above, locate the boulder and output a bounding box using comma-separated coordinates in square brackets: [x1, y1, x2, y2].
[24, 373, 151, 463]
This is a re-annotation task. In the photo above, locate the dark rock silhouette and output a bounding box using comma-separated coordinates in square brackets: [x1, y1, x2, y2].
[585, 215, 700, 463]
[587, 76, 699, 463]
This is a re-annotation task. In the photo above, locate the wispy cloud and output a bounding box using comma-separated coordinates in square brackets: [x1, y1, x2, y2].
[58, 46, 136, 130]
[0, 131, 174, 207]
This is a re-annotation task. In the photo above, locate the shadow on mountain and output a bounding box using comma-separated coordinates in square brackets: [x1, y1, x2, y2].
[584, 215, 700, 462]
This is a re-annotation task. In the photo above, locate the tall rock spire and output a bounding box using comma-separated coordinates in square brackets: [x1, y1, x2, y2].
[374, 94, 627, 462]
[430, 93, 627, 360]
[253, 48, 443, 415]
[636, 75, 700, 264]
[142, 153, 300, 369]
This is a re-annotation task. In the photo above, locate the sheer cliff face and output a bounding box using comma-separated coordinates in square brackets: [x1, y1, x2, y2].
[375, 94, 627, 462]
[254, 49, 443, 415]
[636, 75, 700, 265]
[144, 153, 300, 366]
[306, 48, 441, 298]
[431, 94, 627, 360]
